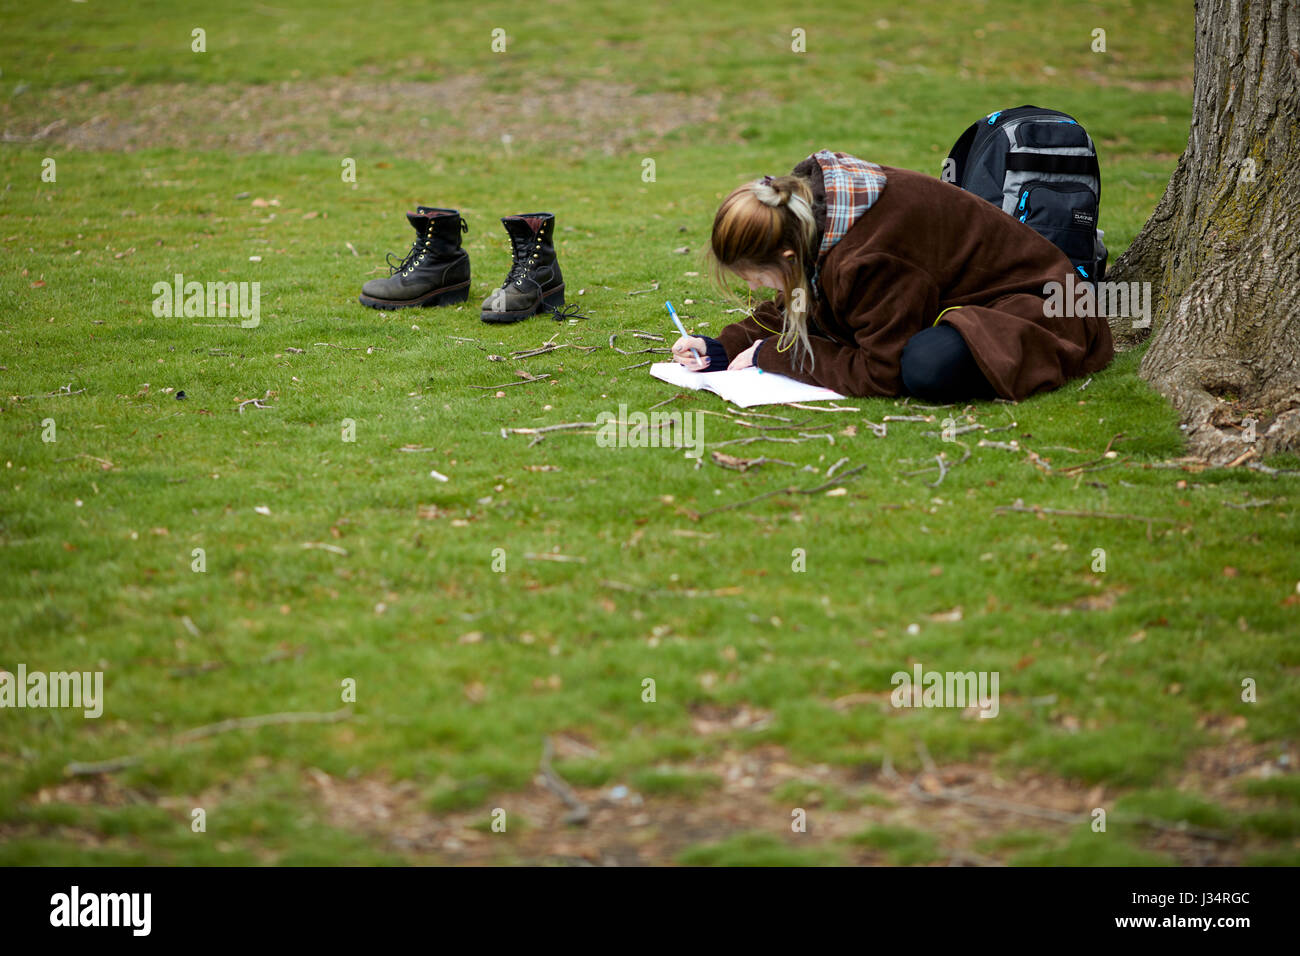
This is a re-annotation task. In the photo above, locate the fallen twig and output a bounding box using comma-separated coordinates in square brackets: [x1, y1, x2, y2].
[995, 498, 1175, 540]
[315, 342, 383, 352]
[469, 374, 552, 390]
[784, 402, 861, 412]
[65, 707, 352, 776]
[601, 580, 744, 599]
[729, 408, 794, 422]
[16, 383, 87, 400]
[539, 735, 591, 825]
[710, 452, 798, 472]
[505, 421, 598, 436]
[236, 392, 274, 413]
[922, 423, 985, 439]
[708, 435, 823, 449]
[301, 542, 348, 555]
[698, 463, 869, 517]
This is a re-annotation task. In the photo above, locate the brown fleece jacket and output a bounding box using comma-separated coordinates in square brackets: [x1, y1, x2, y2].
[714, 163, 1114, 399]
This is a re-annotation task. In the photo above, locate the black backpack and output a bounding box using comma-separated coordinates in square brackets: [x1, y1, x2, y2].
[944, 105, 1106, 283]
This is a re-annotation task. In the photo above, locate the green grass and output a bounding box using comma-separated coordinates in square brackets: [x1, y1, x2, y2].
[849, 824, 941, 865]
[678, 831, 842, 866]
[2, 0, 1298, 866]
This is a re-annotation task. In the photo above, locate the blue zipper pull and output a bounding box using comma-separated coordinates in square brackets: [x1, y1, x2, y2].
[987, 111, 1002, 125]
[1077, 266, 1089, 279]
[1017, 190, 1028, 212]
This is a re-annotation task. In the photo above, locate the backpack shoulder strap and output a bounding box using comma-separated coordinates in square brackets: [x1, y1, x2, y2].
[945, 119, 981, 185]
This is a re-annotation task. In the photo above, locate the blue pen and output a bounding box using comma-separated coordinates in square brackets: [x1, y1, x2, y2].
[665, 301, 703, 365]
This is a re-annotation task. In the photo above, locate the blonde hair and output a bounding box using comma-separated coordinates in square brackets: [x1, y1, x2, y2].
[707, 174, 819, 367]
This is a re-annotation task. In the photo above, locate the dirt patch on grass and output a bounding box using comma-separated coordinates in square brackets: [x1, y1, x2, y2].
[14, 726, 1291, 865]
[5, 76, 735, 157]
[304, 736, 1295, 865]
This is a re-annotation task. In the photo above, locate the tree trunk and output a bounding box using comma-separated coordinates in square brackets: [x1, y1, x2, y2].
[1108, 0, 1300, 464]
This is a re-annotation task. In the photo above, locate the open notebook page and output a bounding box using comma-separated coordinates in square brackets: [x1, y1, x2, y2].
[649, 363, 845, 408]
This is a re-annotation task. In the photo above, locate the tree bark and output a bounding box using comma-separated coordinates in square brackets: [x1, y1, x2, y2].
[1108, 0, 1300, 463]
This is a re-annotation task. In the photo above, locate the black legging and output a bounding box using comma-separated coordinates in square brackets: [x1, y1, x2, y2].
[899, 324, 997, 402]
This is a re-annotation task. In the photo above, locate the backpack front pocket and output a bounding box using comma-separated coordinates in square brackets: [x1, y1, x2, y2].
[1014, 180, 1098, 270]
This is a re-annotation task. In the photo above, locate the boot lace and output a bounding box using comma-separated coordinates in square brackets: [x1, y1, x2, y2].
[504, 235, 544, 286]
[386, 218, 466, 277]
[386, 236, 432, 277]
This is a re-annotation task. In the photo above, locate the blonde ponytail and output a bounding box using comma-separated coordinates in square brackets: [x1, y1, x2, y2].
[708, 174, 819, 368]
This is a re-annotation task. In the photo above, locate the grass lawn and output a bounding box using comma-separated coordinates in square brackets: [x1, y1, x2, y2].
[2, 0, 1298, 866]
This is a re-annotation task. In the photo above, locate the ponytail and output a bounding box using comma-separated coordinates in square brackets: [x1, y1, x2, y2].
[707, 174, 819, 368]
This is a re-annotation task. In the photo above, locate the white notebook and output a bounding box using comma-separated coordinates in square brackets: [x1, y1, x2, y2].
[649, 362, 845, 408]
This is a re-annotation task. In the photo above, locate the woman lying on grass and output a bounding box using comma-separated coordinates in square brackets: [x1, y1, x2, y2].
[671, 151, 1114, 401]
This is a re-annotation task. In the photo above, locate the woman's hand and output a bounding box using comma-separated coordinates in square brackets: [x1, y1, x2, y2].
[728, 339, 764, 370]
[671, 335, 710, 370]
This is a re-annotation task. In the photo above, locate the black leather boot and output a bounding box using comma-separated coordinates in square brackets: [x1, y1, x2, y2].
[359, 207, 470, 309]
[480, 213, 565, 323]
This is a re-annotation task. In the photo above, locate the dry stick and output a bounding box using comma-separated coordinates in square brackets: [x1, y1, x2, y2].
[16, 385, 86, 400]
[64, 708, 353, 776]
[468, 374, 552, 390]
[236, 395, 273, 413]
[883, 414, 934, 423]
[929, 444, 972, 487]
[614, 346, 670, 356]
[1226, 446, 1257, 468]
[55, 453, 114, 469]
[1223, 498, 1285, 509]
[995, 501, 1174, 523]
[728, 408, 794, 422]
[505, 421, 598, 435]
[995, 500, 1174, 541]
[905, 775, 1232, 841]
[514, 343, 601, 360]
[1247, 461, 1300, 476]
[708, 435, 823, 449]
[901, 444, 971, 479]
[622, 360, 653, 370]
[825, 456, 850, 479]
[905, 742, 1233, 843]
[601, 580, 743, 599]
[921, 423, 985, 438]
[170, 643, 303, 679]
[698, 463, 869, 517]
[755, 418, 815, 431]
[978, 439, 1021, 452]
[784, 402, 861, 412]
[648, 394, 682, 411]
[539, 736, 590, 824]
[1057, 433, 1126, 474]
[710, 454, 798, 472]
